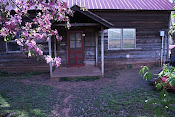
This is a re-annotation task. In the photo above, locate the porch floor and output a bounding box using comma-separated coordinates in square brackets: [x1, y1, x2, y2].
[52, 66, 102, 78]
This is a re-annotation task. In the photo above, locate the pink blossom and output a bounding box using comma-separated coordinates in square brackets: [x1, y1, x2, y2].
[0, 0, 73, 67]
[16, 39, 23, 46]
[22, 31, 29, 37]
[56, 35, 63, 41]
[35, 47, 43, 55]
[45, 55, 53, 64]
[67, 22, 71, 29]
[25, 22, 32, 28]
[30, 40, 36, 47]
[53, 29, 58, 35]
[54, 57, 61, 67]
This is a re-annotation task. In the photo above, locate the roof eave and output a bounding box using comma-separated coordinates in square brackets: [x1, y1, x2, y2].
[71, 5, 113, 28]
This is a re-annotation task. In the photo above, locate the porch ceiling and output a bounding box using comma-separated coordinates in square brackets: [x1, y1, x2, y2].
[52, 66, 102, 78]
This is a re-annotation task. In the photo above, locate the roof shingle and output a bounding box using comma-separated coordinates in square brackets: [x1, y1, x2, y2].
[3, 0, 174, 10]
[66, 0, 174, 10]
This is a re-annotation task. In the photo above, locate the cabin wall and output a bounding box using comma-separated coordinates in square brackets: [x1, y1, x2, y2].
[0, 36, 49, 73]
[91, 10, 170, 67]
[84, 32, 96, 65]
[54, 28, 68, 66]
[0, 10, 171, 72]
[0, 37, 6, 53]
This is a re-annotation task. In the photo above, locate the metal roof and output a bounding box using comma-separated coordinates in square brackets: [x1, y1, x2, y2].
[3, 0, 174, 10]
[66, 0, 174, 10]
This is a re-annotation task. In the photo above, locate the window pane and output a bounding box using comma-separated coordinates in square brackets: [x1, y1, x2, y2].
[109, 39, 121, 49]
[70, 33, 75, 40]
[70, 59, 76, 65]
[123, 39, 135, 48]
[123, 29, 135, 39]
[77, 59, 83, 64]
[70, 41, 75, 48]
[7, 42, 21, 51]
[76, 41, 82, 48]
[77, 53, 83, 58]
[76, 33, 82, 48]
[108, 29, 121, 39]
[70, 53, 75, 58]
[11, 32, 21, 40]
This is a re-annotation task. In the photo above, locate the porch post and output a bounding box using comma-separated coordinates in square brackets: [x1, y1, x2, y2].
[48, 36, 53, 78]
[54, 37, 57, 57]
[95, 32, 98, 67]
[167, 13, 172, 60]
[101, 26, 104, 76]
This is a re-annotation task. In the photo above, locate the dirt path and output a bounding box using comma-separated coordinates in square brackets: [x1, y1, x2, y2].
[62, 95, 73, 117]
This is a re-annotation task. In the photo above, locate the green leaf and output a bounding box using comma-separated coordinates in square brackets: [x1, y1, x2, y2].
[169, 79, 175, 87]
[159, 90, 164, 100]
[139, 67, 145, 76]
[144, 98, 159, 109]
[147, 71, 152, 80]
[37, 56, 41, 61]
[165, 90, 169, 100]
[154, 106, 161, 117]
[162, 108, 167, 117]
[143, 72, 152, 81]
[156, 83, 163, 90]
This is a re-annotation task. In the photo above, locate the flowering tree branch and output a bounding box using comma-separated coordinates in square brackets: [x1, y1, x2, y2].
[0, 0, 73, 67]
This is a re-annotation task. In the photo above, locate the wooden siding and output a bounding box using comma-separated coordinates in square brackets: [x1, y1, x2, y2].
[84, 32, 96, 65]
[92, 10, 170, 66]
[0, 37, 6, 53]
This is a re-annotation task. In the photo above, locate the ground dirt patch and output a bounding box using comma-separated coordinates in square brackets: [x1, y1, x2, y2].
[19, 67, 160, 91]
[9, 67, 169, 116]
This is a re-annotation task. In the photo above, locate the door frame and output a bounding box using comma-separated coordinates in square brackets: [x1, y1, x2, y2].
[67, 31, 85, 67]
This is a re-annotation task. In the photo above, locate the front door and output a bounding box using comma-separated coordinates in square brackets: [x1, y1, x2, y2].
[68, 31, 85, 67]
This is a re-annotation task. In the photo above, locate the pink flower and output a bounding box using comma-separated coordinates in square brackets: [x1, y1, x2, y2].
[25, 22, 32, 28]
[22, 31, 29, 37]
[45, 55, 53, 64]
[1, 0, 72, 66]
[56, 35, 62, 41]
[31, 40, 36, 47]
[53, 29, 58, 35]
[16, 39, 23, 46]
[67, 22, 71, 29]
[54, 57, 61, 67]
[35, 47, 43, 55]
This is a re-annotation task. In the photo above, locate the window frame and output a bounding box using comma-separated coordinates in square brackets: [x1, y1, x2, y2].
[6, 32, 23, 53]
[108, 28, 136, 50]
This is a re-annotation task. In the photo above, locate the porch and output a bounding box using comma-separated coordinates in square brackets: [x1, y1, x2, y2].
[52, 66, 101, 78]
[48, 5, 113, 78]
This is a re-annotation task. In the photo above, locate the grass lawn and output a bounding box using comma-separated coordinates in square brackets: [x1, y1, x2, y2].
[0, 73, 61, 117]
[70, 87, 160, 117]
[0, 68, 175, 117]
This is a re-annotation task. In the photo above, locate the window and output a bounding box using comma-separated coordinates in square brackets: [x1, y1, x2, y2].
[108, 28, 136, 50]
[6, 32, 22, 53]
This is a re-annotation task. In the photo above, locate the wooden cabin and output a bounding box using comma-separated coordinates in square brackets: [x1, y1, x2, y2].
[0, 0, 174, 77]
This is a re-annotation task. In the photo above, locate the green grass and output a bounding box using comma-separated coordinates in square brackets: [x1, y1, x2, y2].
[0, 70, 48, 77]
[0, 76, 59, 117]
[70, 86, 175, 117]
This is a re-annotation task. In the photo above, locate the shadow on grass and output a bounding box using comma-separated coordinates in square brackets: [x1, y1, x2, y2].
[60, 76, 100, 82]
[0, 70, 49, 77]
[0, 78, 60, 117]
